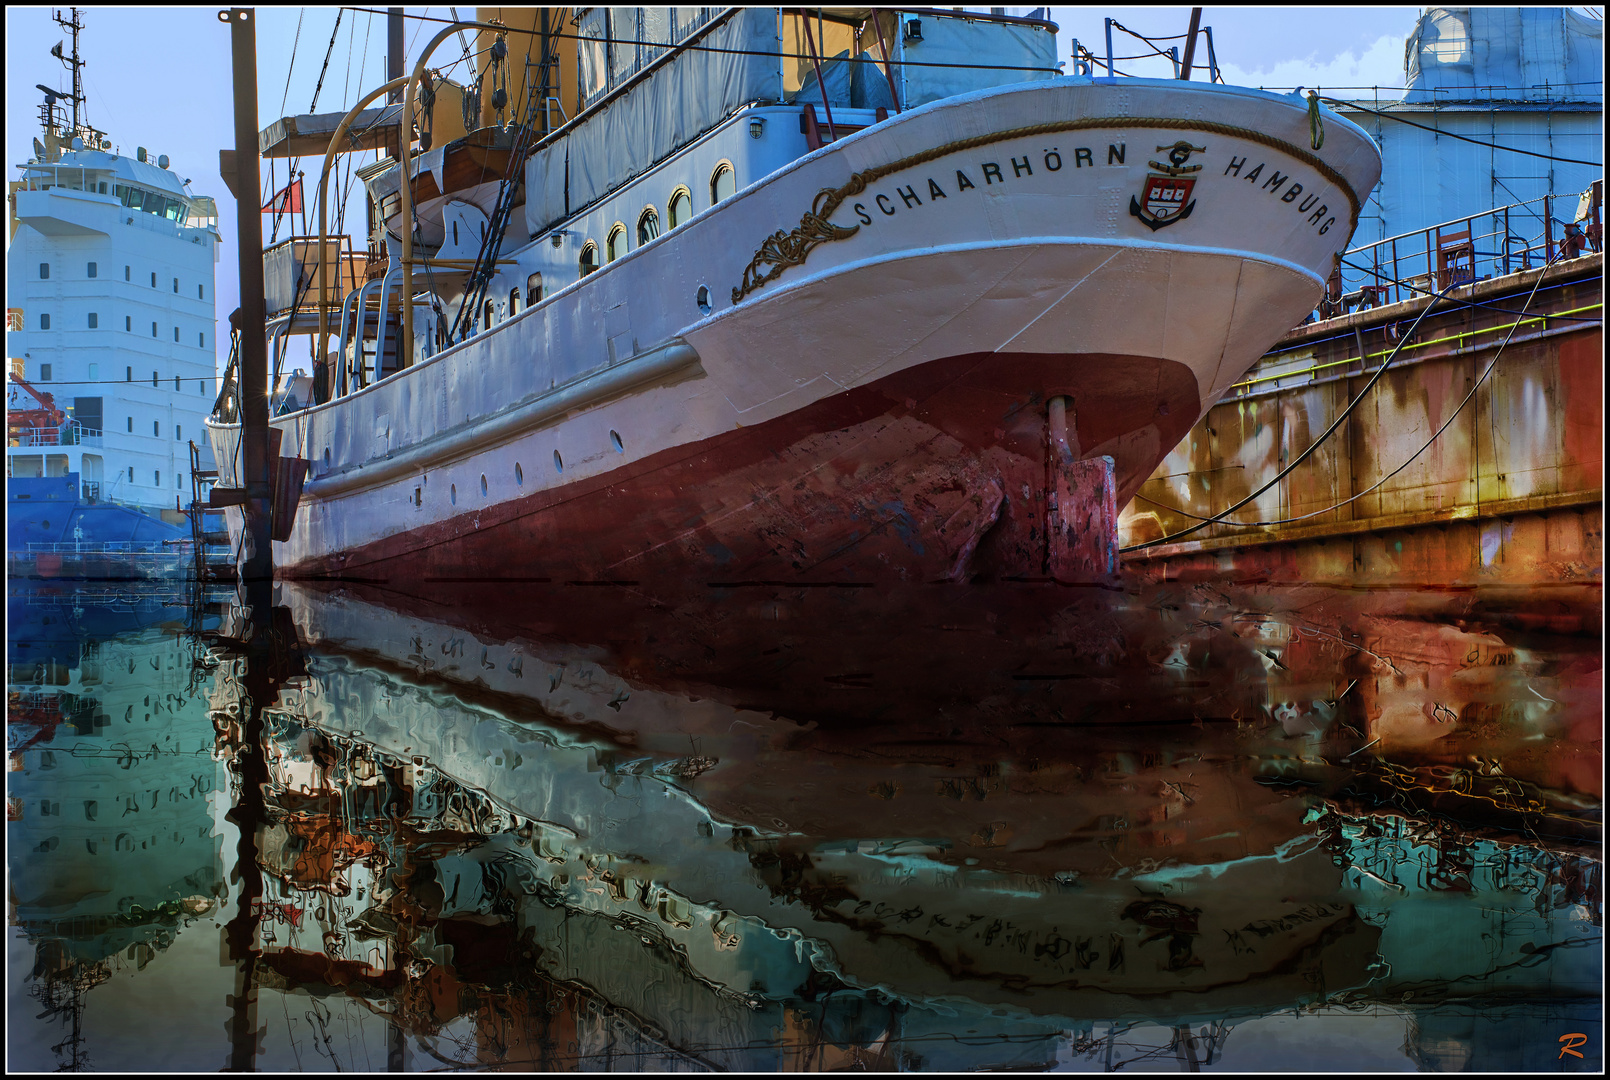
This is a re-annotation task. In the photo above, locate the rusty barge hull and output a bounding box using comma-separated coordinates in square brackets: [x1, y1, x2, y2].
[1121, 254, 1603, 604]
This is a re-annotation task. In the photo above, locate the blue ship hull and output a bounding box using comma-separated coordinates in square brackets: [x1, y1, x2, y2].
[8, 473, 191, 580]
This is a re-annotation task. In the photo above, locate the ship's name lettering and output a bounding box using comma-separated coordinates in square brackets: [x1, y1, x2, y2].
[851, 143, 1127, 226]
[1224, 156, 1336, 235]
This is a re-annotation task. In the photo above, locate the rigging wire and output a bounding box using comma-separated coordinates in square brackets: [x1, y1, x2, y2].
[1321, 96, 1603, 167]
[338, 6, 1062, 75]
[1127, 252, 1564, 536]
[1121, 275, 1466, 551]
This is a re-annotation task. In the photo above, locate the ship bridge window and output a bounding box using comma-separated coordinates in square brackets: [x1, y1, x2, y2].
[483, 299, 496, 329]
[638, 208, 660, 245]
[508, 288, 520, 316]
[711, 163, 735, 205]
[607, 224, 627, 262]
[668, 187, 692, 228]
[526, 272, 542, 306]
[579, 242, 599, 278]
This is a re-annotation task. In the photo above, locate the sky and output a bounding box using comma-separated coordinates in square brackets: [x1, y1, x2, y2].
[6, 5, 1425, 379]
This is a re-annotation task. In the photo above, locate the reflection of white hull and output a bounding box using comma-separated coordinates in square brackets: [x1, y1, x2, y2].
[211, 78, 1379, 585]
[267, 584, 1379, 1020]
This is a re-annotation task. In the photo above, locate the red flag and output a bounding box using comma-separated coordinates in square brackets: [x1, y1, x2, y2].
[262, 178, 303, 215]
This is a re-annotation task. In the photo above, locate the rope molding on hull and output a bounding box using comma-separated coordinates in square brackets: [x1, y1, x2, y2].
[733, 115, 1365, 304]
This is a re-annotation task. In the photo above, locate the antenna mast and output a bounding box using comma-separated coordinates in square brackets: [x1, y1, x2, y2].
[52, 7, 86, 135]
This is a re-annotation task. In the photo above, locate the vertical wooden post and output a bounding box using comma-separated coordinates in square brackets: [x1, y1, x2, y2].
[227, 7, 273, 584]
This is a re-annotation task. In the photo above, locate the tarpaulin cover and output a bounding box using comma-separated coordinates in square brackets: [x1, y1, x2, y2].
[897, 15, 1059, 109]
[527, 9, 784, 237]
[1404, 8, 1603, 104]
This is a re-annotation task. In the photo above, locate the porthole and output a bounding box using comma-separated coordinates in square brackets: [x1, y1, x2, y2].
[610, 430, 624, 453]
[696, 285, 712, 315]
[553, 450, 564, 473]
[480, 474, 488, 497]
[515, 462, 524, 485]
[450, 483, 457, 505]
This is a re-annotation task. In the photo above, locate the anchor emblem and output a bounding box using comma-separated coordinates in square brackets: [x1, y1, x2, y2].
[1130, 141, 1205, 231]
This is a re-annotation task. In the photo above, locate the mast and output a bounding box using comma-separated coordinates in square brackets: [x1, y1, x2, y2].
[51, 7, 86, 136]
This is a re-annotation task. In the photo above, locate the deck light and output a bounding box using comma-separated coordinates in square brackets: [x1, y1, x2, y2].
[749, 117, 765, 139]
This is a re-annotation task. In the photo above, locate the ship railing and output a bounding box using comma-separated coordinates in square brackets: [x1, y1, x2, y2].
[1308, 183, 1603, 323]
[9, 422, 101, 447]
[23, 540, 192, 556]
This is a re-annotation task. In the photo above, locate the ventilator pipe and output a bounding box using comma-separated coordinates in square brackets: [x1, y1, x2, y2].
[316, 75, 409, 393]
[401, 20, 508, 371]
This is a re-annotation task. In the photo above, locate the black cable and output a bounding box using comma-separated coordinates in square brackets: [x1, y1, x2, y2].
[1121, 275, 1465, 551]
[1129, 253, 1564, 537]
[338, 6, 1062, 76]
[1322, 96, 1603, 168]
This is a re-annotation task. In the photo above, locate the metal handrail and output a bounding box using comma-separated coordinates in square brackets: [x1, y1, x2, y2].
[1310, 186, 1603, 322]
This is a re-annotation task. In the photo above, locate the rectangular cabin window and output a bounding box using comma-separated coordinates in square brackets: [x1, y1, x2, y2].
[527, 272, 542, 306]
[151, 371, 158, 386]
[198, 332, 205, 348]
[151, 322, 158, 337]
[39, 263, 49, 279]
[129, 467, 134, 482]
[198, 284, 204, 300]
[88, 312, 98, 328]
[151, 272, 157, 287]
[125, 265, 131, 281]
[175, 425, 182, 441]
[40, 313, 51, 330]
[174, 326, 180, 342]
[87, 262, 97, 278]
[127, 417, 133, 432]
[154, 420, 160, 437]
[154, 470, 160, 485]
[173, 376, 180, 390]
[40, 363, 52, 381]
[126, 316, 131, 331]
[126, 366, 132, 382]
[173, 278, 178, 293]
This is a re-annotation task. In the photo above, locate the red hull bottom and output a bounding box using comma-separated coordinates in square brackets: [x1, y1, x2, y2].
[299, 350, 1201, 587]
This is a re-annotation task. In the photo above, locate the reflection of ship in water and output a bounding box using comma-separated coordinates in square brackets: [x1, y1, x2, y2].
[197, 582, 1600, 1069]
[7, 583, 227, 1070]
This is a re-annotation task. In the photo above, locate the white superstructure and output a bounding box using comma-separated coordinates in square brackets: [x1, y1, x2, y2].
[7, 84, 221, 510]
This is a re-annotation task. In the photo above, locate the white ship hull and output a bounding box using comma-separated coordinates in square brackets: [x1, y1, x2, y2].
[210, 78, 1381, 587]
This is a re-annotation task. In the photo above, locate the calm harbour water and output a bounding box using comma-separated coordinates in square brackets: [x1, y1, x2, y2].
[7, 576, 1601, 1072]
